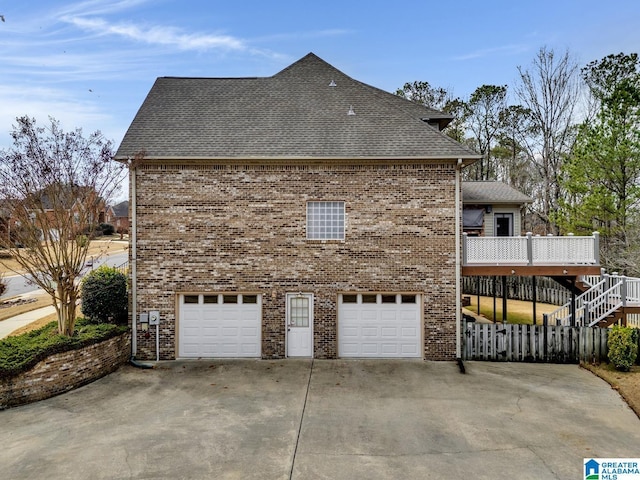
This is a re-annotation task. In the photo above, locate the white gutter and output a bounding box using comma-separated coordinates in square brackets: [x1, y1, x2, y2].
[455, 158, 462, 359]
[130, 160, 138, 357]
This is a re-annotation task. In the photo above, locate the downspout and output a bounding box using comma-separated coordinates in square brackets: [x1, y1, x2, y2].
[455, 158, 463, 367]
[129, 159, 138, 358]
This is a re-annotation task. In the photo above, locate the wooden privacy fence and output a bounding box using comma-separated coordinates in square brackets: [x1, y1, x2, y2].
[462, 320, 616, 363]
[462, 276, 570, 306]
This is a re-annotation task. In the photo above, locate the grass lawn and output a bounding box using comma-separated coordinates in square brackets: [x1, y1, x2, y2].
[465, 295, 560, 325]
[583, 363, 640, 419]
[0, 293, 52, 322]
[0, 293, 80, 336]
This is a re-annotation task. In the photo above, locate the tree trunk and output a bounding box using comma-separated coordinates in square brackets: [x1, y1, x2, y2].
[56, 282, 77, 336]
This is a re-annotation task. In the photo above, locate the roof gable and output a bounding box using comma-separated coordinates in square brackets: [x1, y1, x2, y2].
[111, 200, 129, 217]
[116, 53, 479, 161]
[462, 182, 532, 205]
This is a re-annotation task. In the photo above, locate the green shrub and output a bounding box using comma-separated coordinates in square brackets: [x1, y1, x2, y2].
[81, 265, 128, 325]
[76, 234, 89, 247]
[608, 326, 639, 371]
[0, 318, 127, 379]
[98, 223, 115, 236]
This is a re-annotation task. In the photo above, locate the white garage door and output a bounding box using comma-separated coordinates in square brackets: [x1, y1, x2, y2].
[179, 294, 261, 358]
[338, 293, 421, 358]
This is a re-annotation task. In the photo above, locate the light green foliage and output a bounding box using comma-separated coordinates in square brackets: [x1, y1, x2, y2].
[76, 235, 88, 248]
[81, 265, 128, 325]
[607, 325, 638, 372]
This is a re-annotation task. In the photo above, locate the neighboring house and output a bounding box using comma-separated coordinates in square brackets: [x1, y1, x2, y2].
[106, 200, 129, 233]
[115, 53, 482, 361]
[0, 199, 19, 243]
[37, 186, 107, 224]
[462, 182, 532, 237]
[2, 186, 107, 242]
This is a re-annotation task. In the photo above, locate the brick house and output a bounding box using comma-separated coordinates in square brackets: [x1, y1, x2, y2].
[115, 53, 480, 361]
[106, 200, 129, 234]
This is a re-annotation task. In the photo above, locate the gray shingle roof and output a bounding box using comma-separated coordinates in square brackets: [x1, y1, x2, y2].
[115, 53, 480, 161]
[111, 200, 129, 217]
[462, 182, 532, 205]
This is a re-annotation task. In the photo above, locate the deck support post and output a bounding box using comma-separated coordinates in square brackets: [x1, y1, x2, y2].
[492, 276, 497, 323]
[502, 276, 507, 323]
[476, 276, 481, 315]
[532, 276, 537, 325]
[570, 277, 576, 327]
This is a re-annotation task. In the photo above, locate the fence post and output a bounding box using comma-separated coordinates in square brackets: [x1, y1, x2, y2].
[526, 232, 533, 266]
[622, 276, 628, 307]
[593, 231, 600, 265]
[462, 232, 468, 266]
[462, 319, 466, 360]
[584, 301, 590, 327]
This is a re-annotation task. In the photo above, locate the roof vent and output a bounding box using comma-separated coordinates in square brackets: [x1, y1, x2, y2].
[329, 79, 337, 87]
[347, 105, 356, 116]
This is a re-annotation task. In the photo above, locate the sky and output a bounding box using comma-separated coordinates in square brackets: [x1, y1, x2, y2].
[1, 0, 639, 179]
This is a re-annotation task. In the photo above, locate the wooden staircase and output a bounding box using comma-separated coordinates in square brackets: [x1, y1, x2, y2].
[545, 274, 640, 327]
[549, 276, 592, 296]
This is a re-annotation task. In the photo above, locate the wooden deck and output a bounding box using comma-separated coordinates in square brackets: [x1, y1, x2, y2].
[462, 233, 600, 277]
[462, 264, 602, 277]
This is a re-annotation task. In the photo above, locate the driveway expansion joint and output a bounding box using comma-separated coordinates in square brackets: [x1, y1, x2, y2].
[288, 358, 314, 480]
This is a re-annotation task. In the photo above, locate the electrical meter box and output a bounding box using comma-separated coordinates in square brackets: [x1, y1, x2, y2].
[149, 310, 160, 326]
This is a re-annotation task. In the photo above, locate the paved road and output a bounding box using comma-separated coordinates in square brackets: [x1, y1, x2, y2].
[0, 249, 128, 337]
[2, 360, 639, 479]
[2, 251, 128, 299]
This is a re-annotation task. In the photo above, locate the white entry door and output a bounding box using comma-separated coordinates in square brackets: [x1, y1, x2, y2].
[286, 293, 313, 357]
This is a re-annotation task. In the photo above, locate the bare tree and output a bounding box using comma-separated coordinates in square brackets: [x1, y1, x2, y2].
[395, 80, 453, 111]
[0, 116, 126, 335]
[515, 47, 581, 233]
[395, 81, 467, 141]
[464, 84, 508, 180]
[493, 105, 538, 190]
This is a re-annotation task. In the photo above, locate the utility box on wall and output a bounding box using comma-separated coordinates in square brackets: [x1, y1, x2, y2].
[149, 310, 160, 326]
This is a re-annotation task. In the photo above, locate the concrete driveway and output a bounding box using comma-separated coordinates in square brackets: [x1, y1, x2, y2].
[2, 360, 639, 480]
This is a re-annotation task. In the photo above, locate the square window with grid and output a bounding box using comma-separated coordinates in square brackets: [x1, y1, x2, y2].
[306, 201, 345, 240]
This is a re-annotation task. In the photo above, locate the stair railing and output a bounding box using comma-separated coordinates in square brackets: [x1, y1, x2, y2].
[545, 276, 609, 326]
[585, 279, 624, 327]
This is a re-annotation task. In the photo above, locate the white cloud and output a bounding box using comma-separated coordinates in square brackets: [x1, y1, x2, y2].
[62, 15, 247, 52]
[255, 28, 353, 43]
[453, 44, 530, 61]
[0, 85, 122, 150]
[54, 0, 150, 18]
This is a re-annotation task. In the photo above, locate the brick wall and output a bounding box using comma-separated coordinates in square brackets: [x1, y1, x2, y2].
[132, 161, 457, 361]
[0, 333, 131, 409]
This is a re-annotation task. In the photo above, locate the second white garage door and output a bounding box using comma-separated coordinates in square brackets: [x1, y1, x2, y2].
[338, 293, 421, 358]
[179, 294, 261, 358]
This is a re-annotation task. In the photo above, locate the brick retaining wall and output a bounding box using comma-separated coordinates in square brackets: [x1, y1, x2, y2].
[0, 333, 131, 409]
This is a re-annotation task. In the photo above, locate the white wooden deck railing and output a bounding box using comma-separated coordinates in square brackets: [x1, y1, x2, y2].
[544, 274, 640, 327]
[462, 232, 600, 266]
